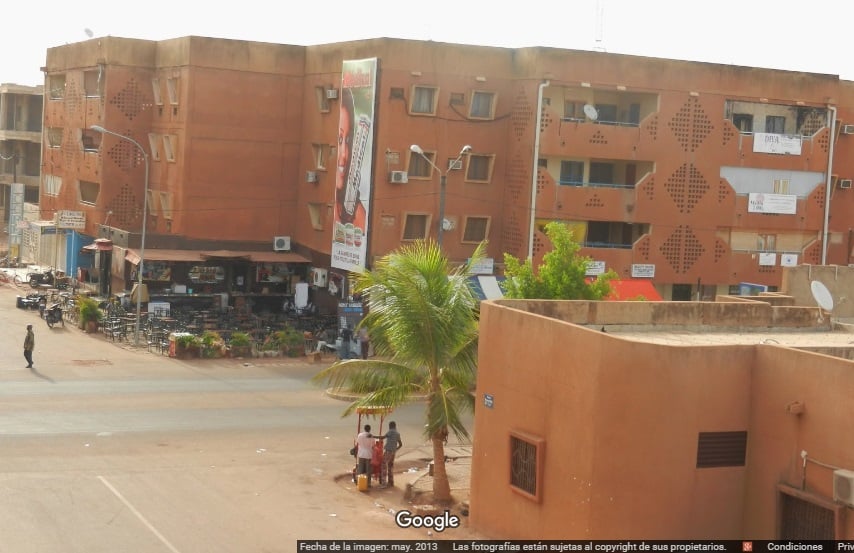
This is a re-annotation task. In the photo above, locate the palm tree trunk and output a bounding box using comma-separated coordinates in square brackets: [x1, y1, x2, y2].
[431, 432, 452, 502]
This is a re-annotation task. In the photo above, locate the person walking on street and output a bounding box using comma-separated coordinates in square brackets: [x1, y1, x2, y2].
[358, 327, 370, 360]
[23, 324, 35, 369]
[378, 421, 403, 487]
[355, 424, 374, 487]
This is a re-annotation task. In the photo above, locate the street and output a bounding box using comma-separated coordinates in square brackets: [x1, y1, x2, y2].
[0, 283, 476, 552]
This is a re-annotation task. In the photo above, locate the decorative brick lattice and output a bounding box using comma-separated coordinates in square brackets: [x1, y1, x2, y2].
[668, 96, 713, 153]
[660, 225, 705, 274]
[589, 130, 608, 145]
[636, 235, 651, 261]
[585, 194, 604, 208]
[714, 239, 727, 262]
[718, 179, 732, 204]
[109, 78, 148, 121]
[722, 124, 736, 147]
[640, 176, 655, 201]
[106, 132, 145, 172]
[665, 164, 707, 213]
[817, 131, 829, 156]
[107, 183, 142, 229]
[800, 110, 824, 137]
[758, 264, 779, 274]
[533, 232, 549, 257]
[501, 212, 524, 256]
[505, 155, 528, 203]
[540, 106, 553, 134]
[62, 141, 77, 169]
[813, 184, 826, 211]
[537, 167, 549, 196]
[511, 87, 533, 140]
[65, 78, 82, 118]
[644, 115, 659, 141]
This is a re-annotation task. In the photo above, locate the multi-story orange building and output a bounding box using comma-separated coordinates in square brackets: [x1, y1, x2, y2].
[39, 36, 854, 307]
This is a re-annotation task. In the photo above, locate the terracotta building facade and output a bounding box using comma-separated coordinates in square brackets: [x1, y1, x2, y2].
[39, 36, 854, 305]
[471, 298, 854, 539]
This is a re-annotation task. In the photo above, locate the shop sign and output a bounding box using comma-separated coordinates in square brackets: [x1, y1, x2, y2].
[189, 265, 225, 283]
[631, 264, 656, 278]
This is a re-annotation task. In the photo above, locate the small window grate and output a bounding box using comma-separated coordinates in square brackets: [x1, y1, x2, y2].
[510, 435, 538, 495]
[696, 431, 747, 468]
[780, 492, 835, 539]
[390, 87, 405, 100]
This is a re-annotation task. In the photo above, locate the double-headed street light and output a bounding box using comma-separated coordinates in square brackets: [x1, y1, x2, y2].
[409, 144, 472, 248]
[90, 125, 150, 346]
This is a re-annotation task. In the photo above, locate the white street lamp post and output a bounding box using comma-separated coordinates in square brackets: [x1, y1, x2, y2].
[90, 125, 150, 346]
[409, 144, 471, 248]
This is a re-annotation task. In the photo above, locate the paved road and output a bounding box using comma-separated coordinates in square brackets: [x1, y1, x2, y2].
[0, 283, 475, 551]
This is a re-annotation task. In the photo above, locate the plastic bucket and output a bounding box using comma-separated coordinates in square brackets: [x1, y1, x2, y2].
[357, 474, 368, 491]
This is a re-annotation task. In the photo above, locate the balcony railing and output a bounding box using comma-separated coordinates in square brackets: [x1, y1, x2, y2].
[557, 179, 635, 189]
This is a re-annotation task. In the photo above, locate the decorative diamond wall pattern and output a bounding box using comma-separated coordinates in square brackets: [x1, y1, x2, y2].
[665, 164, 708, 213]
[660, 225, 705, 274]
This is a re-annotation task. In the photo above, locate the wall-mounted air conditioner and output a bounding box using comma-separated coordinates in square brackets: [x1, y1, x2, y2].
[306, 171, 318, 183]
[833, 469, 854, 506]
[842, 124, 854, 135]
[389, 170, 409, 184]
[273, 236, 291, 251]
[311, 267, 328, 288]
[326, 88, 339, 100]
[448, 158, 463, 171]
[840, 179, 852, 189]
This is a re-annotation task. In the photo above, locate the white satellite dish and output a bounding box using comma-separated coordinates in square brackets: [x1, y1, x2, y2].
[583, 104, 599, 121]
[810, 280, 834, 312]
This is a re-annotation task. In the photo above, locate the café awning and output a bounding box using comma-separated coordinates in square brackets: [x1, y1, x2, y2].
[125, 249, 311, 265]
[125, 249, 205, 265]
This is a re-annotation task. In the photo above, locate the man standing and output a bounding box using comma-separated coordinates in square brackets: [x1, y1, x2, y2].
[379, 421, 403, 487]
[358, 327, 370, 360]
[23, 324, 34, 369]
[355, 424, 374, 488]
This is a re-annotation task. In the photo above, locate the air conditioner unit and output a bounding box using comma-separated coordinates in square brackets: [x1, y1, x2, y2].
[273, 236, 291, 251]
[833, 469, 854, 506]
[325, 88, 339, 100]
[306, 171, 318, 183]
[840, 179, 852, 189]
[389, 170, 409, 184]
[842, 124, 854, 135]
[448, 158, 463, 171]
[311, 267, 328, 288]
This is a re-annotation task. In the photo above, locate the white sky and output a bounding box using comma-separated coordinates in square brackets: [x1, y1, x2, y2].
[5, 0, 854, 87]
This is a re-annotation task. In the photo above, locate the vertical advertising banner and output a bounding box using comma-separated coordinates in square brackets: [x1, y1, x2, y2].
[331, 58, 377, 272]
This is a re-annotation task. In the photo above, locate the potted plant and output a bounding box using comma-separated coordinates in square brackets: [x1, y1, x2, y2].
[271, 327, 306, 357]
[228, 331, 253, 358]
[174, 333, 201, 359]
[77, 295, 103, 333]
[200, 330, 226, 358]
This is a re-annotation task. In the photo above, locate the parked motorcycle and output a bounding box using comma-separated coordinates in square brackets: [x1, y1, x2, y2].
[28, 269, 55, 288]
[16, 292, 45, 310]
[44, 302, 64, 328]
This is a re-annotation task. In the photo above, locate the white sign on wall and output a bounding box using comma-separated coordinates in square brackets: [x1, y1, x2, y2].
[753, 133, 802, 155]
[55, 210, 86, 229]
[748, 193, 797, 215]
[585, 260, 606, 276]
[631, 264, 656, 278]
[758, 252, 777, 266]
[780, 254, 798, 267]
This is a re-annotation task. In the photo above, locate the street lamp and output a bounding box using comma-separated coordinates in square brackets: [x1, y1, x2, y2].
[90, 125, 150, 346]
[409, 144, 472, 248]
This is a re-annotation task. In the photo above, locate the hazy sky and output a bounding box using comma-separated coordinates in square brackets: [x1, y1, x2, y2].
[5, 0, 853, 87]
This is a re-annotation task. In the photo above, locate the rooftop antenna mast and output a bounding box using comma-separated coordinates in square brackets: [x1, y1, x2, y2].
[593, 0, 606, 52]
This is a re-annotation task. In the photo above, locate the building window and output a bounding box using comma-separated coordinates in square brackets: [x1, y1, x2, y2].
[315, 86, 331, 113]
[559, 161, 584, 186]
[83, 69, 103, 98]
[596, 104, 618, 124]
[312, 143, 331, 170]
[462, 216, 490, 243]
[308, 202, 327, 231]
[80, 129, 101, 152]
[696, 431, 747, 468]
[732, 114, 753, 132]
[402, 213, 429, 240]
[159, 192, 173, 220]
[146, 190, 160, 216]
[469, 91, 496, 119]
[465, 154, 494, 182]
[79, 180, 100, 205]
[47, 128, 63, 148]
[450, 92, 465, 106]
[48, 75, 66, 100]
[147, 133, 161, 162]
[564, 100, 586, 121]
[407, 151, 435, 178]
[166, 77, 179, 105]
[410, 86, 438, 115]
[44, 174, 62, 196]
[765, 115, 785, 134]
[162, 135, 177, 162]
[589, 162, 614, 185]
[773, 178, 790, 194]
[510, 431, 544, 501]
[757, 234, 777, 252]
[390, 87, 405, 100]
[151, 78, 163, 106]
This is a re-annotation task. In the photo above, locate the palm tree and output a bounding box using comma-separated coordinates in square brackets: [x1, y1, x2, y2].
[313, 240, 484, 503]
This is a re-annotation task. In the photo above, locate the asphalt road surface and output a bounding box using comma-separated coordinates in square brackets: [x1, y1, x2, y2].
[0, 283, 475, 551]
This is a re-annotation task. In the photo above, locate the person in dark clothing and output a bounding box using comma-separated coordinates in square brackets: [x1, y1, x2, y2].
[23, 324, 34, 369]
[378, 421, 403, 487]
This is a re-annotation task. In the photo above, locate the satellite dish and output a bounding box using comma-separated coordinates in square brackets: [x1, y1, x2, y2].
[442, 218, 454, 231]
[84, 28, 94, 38]
[810, 280, 834, 312]
[583, 104, 599, 121]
